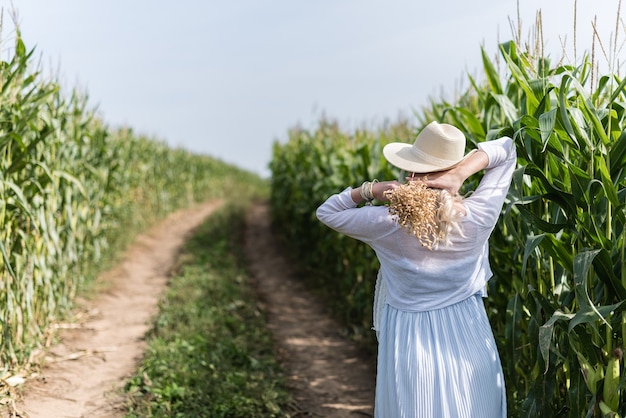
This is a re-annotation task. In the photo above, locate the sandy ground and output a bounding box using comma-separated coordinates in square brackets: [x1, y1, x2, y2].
[8, 200, 376, 417]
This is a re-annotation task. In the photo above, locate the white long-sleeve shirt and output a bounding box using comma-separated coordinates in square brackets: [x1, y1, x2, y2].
[316, 137, 516, 312]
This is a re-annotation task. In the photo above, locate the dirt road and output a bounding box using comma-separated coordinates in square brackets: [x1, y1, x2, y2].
[10, 201, 376, 417]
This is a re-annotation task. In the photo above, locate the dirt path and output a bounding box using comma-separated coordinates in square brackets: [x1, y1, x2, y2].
[11, 200, 376, 417]
[245, 204, 376, 417]
[11, 201, 224, 418]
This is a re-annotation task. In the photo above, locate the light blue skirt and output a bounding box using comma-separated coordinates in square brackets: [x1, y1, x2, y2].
[375, 294, 506, 418]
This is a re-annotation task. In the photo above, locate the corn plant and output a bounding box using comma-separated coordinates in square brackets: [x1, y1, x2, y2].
[270, 35, 625, 418]
[0, 26, 267, 380]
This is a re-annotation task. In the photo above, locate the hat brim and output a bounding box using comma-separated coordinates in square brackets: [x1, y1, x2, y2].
[383, 143, 477, 173]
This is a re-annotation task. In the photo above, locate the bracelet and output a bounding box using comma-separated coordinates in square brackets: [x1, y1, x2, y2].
[359, 179, 378, 203]
[360, 182, 370, 201]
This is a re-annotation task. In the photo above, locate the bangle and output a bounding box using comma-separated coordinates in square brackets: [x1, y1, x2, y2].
[359, 181, 372, 202]
[359, 179, 378, 203]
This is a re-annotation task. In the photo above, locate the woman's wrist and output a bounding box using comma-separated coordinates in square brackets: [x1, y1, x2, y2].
[350, 180, 397, 204]
[359, 180, 377, 202]
[351, 183, 371, 204]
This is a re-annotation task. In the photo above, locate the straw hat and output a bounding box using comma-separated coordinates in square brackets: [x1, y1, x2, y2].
[382, 121, 476, 173]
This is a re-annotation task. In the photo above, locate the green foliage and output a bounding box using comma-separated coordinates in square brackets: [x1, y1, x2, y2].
[0, 27, 267, 376]
[444, 41, 626, 417]
[270, 40, 626, 417]
[269, 118, 413, 339]
[124, 205, 291, 417]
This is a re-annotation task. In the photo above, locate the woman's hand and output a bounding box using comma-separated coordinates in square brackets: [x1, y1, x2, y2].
[409, 150, 489, 195]
[421, 170, 465, 196]
[372, 180, 401, 201]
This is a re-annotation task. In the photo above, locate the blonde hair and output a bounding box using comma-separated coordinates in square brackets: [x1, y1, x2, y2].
[384, 182, 464, 250]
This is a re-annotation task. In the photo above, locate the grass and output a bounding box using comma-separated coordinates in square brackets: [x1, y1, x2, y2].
[124, 201, 293, 417]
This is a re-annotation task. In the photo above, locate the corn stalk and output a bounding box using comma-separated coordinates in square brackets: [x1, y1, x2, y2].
[270, 38, 626, 418]
[0, 26, 267, 377]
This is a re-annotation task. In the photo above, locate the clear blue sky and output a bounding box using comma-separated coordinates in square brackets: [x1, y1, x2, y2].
[3, 1, 624, 177]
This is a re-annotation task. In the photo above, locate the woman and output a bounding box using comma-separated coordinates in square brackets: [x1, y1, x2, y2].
[316, 121, 516, 417]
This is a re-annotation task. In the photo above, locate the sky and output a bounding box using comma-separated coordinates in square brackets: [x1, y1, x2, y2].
[2, 1, 625, 177]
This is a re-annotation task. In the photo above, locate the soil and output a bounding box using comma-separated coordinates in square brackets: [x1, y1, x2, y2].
[8, 201, 376, 418]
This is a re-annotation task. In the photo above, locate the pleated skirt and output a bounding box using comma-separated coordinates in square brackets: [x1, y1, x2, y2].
[375, 294, 506, 418]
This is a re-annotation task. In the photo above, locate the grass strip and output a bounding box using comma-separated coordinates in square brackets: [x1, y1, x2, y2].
[124, 202, 292, 417]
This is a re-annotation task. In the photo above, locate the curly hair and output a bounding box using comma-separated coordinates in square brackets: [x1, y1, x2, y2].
[384, 181, 464, 250]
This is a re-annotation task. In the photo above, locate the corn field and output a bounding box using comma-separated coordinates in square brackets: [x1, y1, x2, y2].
[270, 34, 626, 418]
[0, 27, 265, 378]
